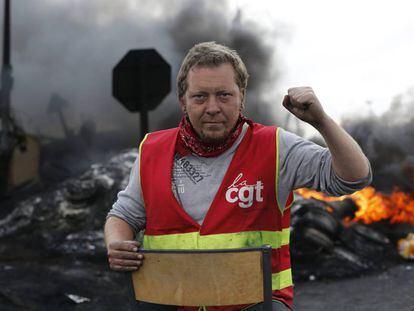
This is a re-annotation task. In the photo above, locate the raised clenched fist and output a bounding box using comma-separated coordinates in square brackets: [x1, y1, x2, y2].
[282, 87, 327, 127]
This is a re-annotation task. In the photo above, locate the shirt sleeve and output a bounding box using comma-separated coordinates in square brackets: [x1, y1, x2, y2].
[277, 128, 372, 208]
[106, 155, 146, 233]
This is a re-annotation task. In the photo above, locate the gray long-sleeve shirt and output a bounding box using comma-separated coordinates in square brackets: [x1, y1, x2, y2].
[107, 125, 372, 233]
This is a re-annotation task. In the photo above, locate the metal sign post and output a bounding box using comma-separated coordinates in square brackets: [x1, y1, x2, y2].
[112, 49, 171, 141]
[0, 0, 13, 194]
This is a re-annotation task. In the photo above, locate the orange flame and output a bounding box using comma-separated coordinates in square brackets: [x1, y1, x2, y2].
[296, 186, 414, 224]
[398, 233, 414, 259]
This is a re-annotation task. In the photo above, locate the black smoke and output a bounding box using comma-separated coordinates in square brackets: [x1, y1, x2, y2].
[4, 0, 283, 139]
[344, 89, 414, 192]
[9, 0, 174, 136]
[165, 1, 279, 127]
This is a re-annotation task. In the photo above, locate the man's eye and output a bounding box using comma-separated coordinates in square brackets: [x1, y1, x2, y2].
[193, 94, 205, 100]
[219, 93, 232, 98]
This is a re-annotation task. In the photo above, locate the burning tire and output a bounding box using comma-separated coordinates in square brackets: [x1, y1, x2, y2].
[349, 223, 390, 245]
[301, 227, 335, 250]
[299, 209, 341, 236]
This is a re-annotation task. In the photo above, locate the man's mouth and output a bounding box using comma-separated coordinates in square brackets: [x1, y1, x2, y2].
[203, 121, 223, 125]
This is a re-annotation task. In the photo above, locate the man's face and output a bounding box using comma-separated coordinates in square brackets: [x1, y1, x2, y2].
[179, 63, 244, 144]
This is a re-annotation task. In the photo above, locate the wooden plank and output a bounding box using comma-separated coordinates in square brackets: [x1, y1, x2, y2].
[8, 135, 40, 188]
[132, 251, 264, 306]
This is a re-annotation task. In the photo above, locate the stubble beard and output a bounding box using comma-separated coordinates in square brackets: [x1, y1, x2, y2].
[198, 127, 230, 145]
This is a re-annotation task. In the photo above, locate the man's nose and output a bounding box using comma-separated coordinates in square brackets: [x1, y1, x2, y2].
[205, 97, 220, 115]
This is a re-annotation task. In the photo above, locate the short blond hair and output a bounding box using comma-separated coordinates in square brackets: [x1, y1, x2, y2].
[176, 42, 249, 98]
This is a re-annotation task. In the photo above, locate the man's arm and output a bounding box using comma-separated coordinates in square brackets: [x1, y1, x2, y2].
[313, 114, 369, 181]
[104, 216, 144, 271]
[283, 87, 370, 182]
[104, 155, 146, 271]
[107, 155, 146, 232]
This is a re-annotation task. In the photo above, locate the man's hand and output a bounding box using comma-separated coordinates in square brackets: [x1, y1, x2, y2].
[282, 86, 371, 182]
[282, 87, 326, 127]
[107, 240, 144, 272]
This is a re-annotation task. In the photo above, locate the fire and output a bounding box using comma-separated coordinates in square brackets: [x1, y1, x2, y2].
[296, 186, 414, 224]
[398, 233, 414, 259]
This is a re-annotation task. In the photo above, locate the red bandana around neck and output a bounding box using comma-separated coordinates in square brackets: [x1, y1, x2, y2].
[176, 114, 253, 158]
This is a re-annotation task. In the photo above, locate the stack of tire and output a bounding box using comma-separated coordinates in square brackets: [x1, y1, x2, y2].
[290, 197, 393, 279]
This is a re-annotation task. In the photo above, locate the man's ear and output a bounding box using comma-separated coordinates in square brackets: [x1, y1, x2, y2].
[240, 89, 246, 110]
[179, 97, 186, 113]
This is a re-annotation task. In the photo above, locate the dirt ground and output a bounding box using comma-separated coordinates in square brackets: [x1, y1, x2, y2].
[294, 262, 414, 311]
[1, 260, 413, 310]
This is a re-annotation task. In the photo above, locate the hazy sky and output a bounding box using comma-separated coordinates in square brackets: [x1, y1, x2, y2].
[230, 0, 414, 123]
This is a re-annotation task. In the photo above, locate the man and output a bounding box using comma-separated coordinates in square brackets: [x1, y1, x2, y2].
[105, 42, 371, 310]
